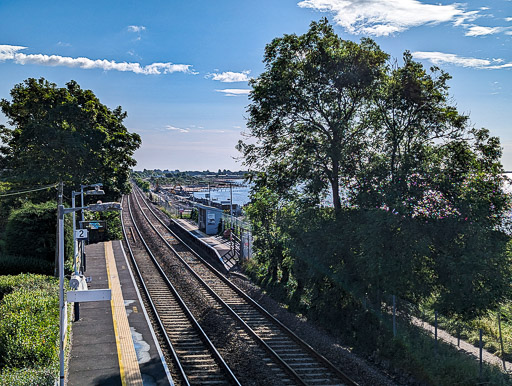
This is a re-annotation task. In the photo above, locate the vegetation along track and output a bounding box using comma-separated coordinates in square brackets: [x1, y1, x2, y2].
[121, 195, 240, 385]
[127, 186, 358, 386]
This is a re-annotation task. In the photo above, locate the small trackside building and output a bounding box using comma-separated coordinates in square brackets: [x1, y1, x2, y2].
[196, 203, 224, 235]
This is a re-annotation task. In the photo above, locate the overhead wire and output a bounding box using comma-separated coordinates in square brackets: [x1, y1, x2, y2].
[0, 183, 59, 197]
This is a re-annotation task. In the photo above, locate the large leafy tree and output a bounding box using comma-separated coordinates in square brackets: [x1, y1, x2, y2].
[242, 20, 512, 320]
[238, 19, 389, 211]
[0, 78, 141, 197]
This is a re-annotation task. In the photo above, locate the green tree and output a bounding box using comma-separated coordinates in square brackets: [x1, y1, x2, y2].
[238, 19, 388, 211]
[244, 185, 287, 284]
[242, 20, 512, 321]
[354, 52, 468, 209]
[0, 78, 141, 198]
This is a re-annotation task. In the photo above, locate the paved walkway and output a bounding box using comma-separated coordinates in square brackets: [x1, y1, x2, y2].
[67, 241, 172, 385]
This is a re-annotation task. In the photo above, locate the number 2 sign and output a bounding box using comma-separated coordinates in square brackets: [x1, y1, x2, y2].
[75, 229, 89, 240]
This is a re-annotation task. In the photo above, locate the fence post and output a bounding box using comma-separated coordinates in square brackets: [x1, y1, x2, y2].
[479, 328, 483, 379]
[498, 313, 506, 371]
[435, 311, 438, 354]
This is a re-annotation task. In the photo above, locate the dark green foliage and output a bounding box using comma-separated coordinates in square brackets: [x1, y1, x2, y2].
[239, 18, 512, 385]
[0, 78, 141, 200]
[3, 201, 72, 270]
[0, 255, 53, 276]
[238, 19, 389, 211]
[242, 18, 512, 320]
[85, 210, 123, 241]
[133, 175, 150, 192]
[0, 274, 59, 384]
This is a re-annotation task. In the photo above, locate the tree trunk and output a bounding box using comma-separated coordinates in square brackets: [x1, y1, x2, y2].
[331, 178, 341, 212]
[280, 263, 290, 284]
[331, 160, 342, 212]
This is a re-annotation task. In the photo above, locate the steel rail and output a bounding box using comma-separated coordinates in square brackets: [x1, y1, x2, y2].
[123, 194, 241, 386]
[121, 196, 189, 385]
[132, 185, 358, 386]
[132, 187, 305, 385]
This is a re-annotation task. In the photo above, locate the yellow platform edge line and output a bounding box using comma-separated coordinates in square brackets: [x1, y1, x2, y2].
[105, 241, 143, 386]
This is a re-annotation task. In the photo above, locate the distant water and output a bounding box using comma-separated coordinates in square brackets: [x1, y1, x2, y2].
[192, 173, 512, 209]
[193, 181, 251, 206]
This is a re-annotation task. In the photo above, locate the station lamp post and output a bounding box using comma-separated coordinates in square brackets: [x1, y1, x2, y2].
[58, 201, 121, 386]
[72, 184, 104, 275]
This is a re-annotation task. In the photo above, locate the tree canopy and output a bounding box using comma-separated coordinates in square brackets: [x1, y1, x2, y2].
[0, 78, 141, 198]
[238, 19, 389, 210]
[240, 19, 512, 320]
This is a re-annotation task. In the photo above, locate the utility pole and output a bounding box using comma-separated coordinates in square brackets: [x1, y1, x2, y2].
[54, 181, 63, 277]
[230, 181, 233, 226]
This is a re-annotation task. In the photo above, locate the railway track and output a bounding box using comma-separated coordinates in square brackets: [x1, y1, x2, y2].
[125, 186, 358, 386]
[121, 195, 239, 385]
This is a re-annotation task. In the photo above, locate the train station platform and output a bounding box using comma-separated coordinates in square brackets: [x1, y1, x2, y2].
[67, 241, 173, 386]
[173, 218, 231, 255]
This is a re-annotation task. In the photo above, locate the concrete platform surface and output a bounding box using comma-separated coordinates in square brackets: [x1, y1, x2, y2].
[67, 241, 172, 386]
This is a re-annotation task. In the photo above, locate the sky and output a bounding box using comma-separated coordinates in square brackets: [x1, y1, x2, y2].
[0, 0, 511, 171]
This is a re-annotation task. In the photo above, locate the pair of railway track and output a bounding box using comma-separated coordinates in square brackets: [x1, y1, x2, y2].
[121, 186, 357, 385]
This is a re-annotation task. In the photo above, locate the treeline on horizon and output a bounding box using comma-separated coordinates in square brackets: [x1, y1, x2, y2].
[133, 168, 247, 177]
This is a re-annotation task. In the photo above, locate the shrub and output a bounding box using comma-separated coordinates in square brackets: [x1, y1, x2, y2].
[4, 201, 73, 264]
[2, 201, 73, 274]
[0, 255, 53, 276]
[0, 367, 55, 386]
[0, 274, 59, 384]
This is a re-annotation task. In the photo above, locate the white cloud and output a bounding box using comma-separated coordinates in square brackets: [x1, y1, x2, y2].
[0, 45, 26, 60]
[57, 41, 71, 47]
[0, 45, 195, 75]
[505, 17, 512, 22]
[297, 0, 478, 36]
[164, 125, 190, 133]
[465, 25, 505, 36]
[215, 89, 251, 96]
[413, 51, 512, 69]
[127, 25, 146, 33]
[206, 70, 251, 82]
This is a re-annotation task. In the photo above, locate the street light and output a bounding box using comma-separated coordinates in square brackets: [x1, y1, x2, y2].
[58, 201, 121, 386]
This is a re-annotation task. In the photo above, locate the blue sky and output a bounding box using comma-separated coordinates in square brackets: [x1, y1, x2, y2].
[0, 0, 511, 171]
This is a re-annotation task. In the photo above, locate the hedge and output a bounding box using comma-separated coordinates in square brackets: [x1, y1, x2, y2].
[0, 274, 60, 384]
